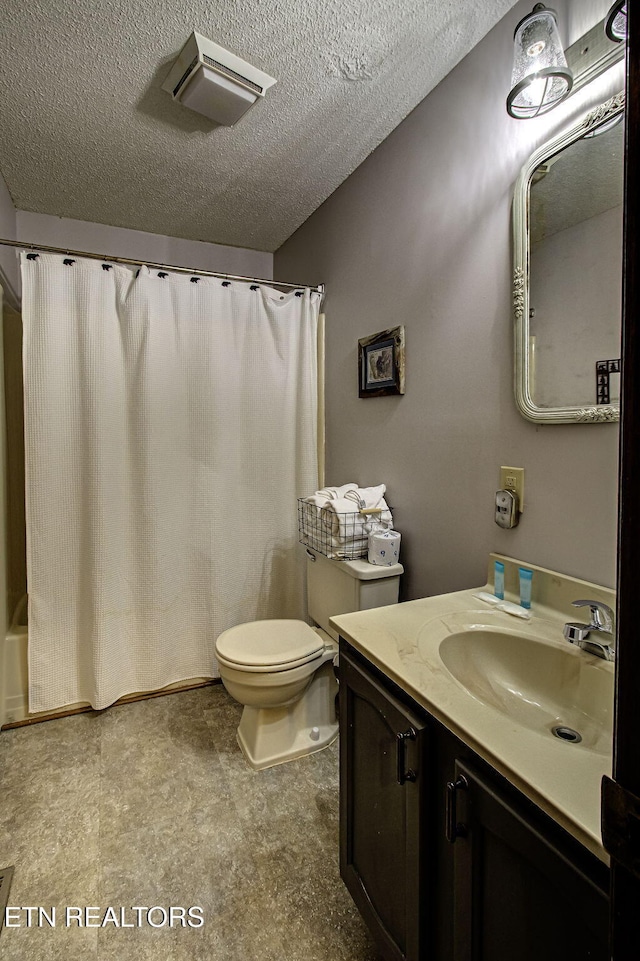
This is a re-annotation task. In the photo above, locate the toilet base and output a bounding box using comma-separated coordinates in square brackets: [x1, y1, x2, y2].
[236, 662, 338, 771]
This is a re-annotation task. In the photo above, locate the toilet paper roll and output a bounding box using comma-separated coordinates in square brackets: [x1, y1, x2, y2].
[368, 529, 401, 566]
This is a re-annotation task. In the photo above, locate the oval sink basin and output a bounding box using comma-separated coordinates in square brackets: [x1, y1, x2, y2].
[438, 629, 613, 754]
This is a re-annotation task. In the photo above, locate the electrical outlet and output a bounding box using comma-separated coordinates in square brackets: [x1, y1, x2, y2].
[500, 466, 524, 511]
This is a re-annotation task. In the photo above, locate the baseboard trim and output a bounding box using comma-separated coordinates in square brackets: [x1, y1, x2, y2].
[1, 678, 221, 730]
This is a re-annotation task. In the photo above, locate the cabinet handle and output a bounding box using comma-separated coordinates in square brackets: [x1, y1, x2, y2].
[445, 775, 469, 843]
[396, 729, 417, 784]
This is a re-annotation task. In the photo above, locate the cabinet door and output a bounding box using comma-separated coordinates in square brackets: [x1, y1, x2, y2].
[449, 760, 609, 961]
[340, 648, 428, 961]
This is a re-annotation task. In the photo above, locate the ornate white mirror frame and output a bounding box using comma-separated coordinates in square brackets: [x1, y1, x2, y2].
[512, 91, 625, 424]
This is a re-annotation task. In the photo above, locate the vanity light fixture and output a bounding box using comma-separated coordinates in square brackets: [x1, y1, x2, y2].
[507, 4, 573, 119]
[605, 1, 627, 43]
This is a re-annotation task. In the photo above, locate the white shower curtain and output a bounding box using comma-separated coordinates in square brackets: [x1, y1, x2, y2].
[21, 252, 320, 712]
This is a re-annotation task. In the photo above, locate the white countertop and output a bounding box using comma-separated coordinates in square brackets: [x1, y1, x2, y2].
[331, 562, 614, 864]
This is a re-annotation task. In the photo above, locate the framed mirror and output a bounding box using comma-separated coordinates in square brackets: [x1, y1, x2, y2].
[512, 92, 624, 424]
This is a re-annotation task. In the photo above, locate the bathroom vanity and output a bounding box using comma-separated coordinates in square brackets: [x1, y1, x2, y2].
[332, 555, 613, 961]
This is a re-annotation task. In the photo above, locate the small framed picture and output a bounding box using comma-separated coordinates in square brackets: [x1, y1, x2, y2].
[358, 325, 405, 397]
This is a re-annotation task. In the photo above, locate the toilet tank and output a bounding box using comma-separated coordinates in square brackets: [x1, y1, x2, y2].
[306, 547, 403, 641]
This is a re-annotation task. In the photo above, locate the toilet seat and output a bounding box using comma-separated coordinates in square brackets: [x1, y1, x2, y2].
[215, 619, 324, 673]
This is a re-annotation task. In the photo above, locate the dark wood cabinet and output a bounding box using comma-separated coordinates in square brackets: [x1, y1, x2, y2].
[339, 641, 610, 961]
[449, 759, 609, 961]
[339, 648, 429, 961]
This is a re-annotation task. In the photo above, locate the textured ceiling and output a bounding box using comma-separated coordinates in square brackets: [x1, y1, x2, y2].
[0, 0, 519, 252]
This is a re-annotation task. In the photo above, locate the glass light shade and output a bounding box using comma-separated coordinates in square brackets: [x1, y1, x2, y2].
[605, 1, 627, 42]
[507, 5, 573, 119]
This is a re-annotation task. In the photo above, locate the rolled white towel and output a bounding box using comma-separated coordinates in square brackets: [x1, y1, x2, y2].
[322, 498, 393, 541]
[333, 543, 368, 559]
[321, 498, 362, 540]
[318, 483, 358, 500]
[303, 484, 359, 511]
[300, 503, 329, 544]
[301, 528, 368, 559]
[343, 488, 364, 507]
[354, 484, 387, 509]
[303, 493, 332, 510]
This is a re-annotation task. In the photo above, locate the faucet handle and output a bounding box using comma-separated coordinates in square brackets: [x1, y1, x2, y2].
[571, 599, 614, 633]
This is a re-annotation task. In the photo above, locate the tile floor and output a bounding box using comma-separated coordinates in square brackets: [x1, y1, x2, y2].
[0, 685, 380, 960]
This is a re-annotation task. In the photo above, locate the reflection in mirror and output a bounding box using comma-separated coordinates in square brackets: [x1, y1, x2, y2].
[530, 116, 623, 408]
[512, 93, 624, 423]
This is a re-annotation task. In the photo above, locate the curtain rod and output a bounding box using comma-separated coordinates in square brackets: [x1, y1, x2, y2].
[0, 237, 325, 296]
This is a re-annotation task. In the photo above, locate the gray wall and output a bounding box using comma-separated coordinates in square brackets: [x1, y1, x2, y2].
[16, 211, 273, 289]
[2, 204, 274, 307]
[531, 205, 622, 407]
[274, 0, 622, 599]
[0, 172, 19, 308]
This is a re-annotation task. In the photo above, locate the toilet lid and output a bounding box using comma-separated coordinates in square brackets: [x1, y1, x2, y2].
[215, 620, 324, 669]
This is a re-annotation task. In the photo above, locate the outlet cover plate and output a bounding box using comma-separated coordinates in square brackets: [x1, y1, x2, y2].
[500, 466, 524, 512]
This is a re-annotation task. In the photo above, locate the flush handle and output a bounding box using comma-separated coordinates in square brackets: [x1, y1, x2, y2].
[445, 775, 469, 843]
[396, 729, 417, 785]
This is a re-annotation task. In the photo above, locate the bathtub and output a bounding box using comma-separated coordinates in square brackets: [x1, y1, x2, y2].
[2, 596, 214, 727]
[3, 595, 31, 725]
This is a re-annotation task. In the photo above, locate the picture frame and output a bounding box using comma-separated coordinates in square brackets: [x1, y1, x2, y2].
[358, 325, 405, 398]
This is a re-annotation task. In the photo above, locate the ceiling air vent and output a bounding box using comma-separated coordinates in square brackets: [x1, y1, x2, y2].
[161, 33, 276, 127]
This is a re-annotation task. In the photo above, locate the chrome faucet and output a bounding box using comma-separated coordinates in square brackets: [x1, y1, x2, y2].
[563, 600, 615, 661]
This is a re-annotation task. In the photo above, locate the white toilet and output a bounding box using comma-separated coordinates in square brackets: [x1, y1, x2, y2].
[215, 547, 403, 770]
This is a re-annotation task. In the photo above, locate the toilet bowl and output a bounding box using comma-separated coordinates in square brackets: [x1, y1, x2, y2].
[215, 619, 338, 770]
[215, 547, 403, 771]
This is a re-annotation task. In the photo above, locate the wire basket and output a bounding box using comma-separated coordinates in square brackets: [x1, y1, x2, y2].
[298, 498, 387, 560]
